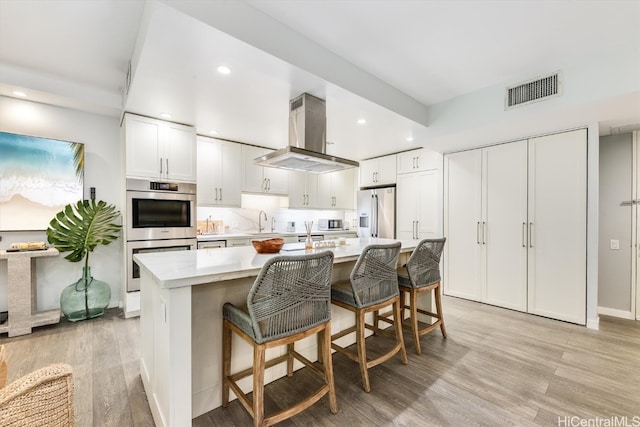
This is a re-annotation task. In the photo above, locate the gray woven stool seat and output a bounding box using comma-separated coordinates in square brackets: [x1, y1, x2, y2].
[222, 251, 338, 427]
[381, 238, 447, 355]
[330, 242, 408, 393]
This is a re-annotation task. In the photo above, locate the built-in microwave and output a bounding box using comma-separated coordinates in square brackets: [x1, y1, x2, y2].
[318, 219, 343, 230]
[125, 178, 197, 241]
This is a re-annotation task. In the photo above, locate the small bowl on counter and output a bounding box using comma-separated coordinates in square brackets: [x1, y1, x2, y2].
[251, 238, 285, 254]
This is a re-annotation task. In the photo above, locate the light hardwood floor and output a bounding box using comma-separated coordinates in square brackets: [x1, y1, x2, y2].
[1, 296, 638, 426]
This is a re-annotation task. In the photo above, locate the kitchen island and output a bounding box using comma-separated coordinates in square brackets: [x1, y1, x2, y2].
[135, 237, 419, 427]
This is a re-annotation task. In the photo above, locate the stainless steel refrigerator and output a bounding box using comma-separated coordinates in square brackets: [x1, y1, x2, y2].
[357, 187, 396, 238]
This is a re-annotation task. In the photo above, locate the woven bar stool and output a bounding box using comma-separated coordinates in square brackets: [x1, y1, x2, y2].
[380, 238, 447, 355]
[222, 251, 338, 427]
[330, 242, 408, 392]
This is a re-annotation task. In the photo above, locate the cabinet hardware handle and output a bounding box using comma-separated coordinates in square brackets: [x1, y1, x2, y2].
[529, 222, 534, 248]
[215, 188, 218, 201]
[522, 222, 526, 247]
[477, 222, 480, 244]
[483, 221, 486, 245]
[263, 178, 267, 191]
[267, 179, 271, 190]
[219, 188, 222, 201]
[416, 220, 419, 239]
[416, 156, 419, 169]
[160, 157, 163, 174]
[166, 159, 169, 175]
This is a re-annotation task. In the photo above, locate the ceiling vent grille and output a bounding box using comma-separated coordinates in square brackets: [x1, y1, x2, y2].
[505, 71, 561, 109]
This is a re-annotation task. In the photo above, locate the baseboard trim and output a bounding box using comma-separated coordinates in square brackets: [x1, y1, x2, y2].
[597, 306, 634, 319]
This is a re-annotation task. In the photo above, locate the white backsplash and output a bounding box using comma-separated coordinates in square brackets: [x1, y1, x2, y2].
[197, 194, 355, 234]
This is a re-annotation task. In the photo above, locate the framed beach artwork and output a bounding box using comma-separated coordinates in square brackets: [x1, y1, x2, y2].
[0, 131, 84, 231]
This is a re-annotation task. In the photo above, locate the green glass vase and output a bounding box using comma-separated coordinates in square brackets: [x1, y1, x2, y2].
[60, 266, 111, 322]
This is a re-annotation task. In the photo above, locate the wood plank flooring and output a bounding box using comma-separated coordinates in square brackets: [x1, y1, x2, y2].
[1, 296, 638, 426]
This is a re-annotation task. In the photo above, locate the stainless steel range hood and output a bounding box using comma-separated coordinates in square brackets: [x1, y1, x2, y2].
[255, 93, 359, 173]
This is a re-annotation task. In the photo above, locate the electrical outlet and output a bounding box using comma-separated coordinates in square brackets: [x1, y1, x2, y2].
[610, 239, 620, 250]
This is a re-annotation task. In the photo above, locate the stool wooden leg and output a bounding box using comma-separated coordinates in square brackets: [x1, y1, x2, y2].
[435, 283, 447, 338]
[410, 290, 421, 355]
[222, 321, 232, 407]
[394, 297, 408, 364]
[253, 344, 266, 427]
[322, 324, 339, 414]
[287, 343, 295, 377]
[356, 309, 371, 392]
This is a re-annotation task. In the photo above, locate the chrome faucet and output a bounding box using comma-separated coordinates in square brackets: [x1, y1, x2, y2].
[258, 210, 267, 233]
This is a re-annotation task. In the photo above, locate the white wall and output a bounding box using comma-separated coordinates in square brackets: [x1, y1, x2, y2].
[0, 96, 123, 312]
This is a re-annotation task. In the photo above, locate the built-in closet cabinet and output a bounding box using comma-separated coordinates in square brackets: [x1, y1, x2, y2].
[318, 168, 356, 209]
[444, 129, 587, 324]
[396, 170, 439, 240]
[197, 136, 241, 207]
[289, 172, 318, 208]
[241, 145, 289, 195]
[360, 155, 396, 187]
[124, 113, 196, 182]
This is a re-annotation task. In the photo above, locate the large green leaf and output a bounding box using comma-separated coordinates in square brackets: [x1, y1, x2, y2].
[46, 200, 121, 263]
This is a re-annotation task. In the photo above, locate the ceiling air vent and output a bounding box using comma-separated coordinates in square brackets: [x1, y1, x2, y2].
[505, 71, 561, 109]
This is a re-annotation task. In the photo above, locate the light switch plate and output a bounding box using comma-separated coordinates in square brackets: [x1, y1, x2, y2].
[610, 239, 620, 250]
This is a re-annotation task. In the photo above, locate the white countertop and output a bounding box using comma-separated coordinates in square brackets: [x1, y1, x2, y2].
[134, 237, 418, 289]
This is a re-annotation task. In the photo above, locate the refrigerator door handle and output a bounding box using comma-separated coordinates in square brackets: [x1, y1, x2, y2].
[374, 194, 379, 237]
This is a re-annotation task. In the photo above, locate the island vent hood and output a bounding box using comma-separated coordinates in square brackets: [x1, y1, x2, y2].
[255, 93, 359, 173]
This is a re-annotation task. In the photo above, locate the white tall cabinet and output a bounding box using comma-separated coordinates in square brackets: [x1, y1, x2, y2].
[444, 129, 587, 324]
[197, 136, 241, 207]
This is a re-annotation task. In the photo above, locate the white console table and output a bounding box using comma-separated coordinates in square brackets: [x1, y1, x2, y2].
[0, 248, 61, 336]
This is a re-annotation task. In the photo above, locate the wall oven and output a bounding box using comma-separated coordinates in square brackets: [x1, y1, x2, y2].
[125, 178, 197, 292]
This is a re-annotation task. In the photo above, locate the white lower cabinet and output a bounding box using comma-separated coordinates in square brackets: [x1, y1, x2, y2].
[444, 129, 587, 324]
[396, 170, 439, 240]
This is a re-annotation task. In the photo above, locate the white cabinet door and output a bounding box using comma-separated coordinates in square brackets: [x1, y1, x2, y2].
[527, 129, 587, 324]
[482, 141, 528, 312]
[317, 169, 356, 209]
[242, 145, 268, 193]
[397, 170, 439, 240]
[197, 138, 241, 207]
[444, 150, 483, 301]
[220, 141, 242, 206]
[263, 166, 289, 195]
[125, 115, 162, 179]
[396, 173, 418, 240]
[416, 169, 439, 239]
[163, 122, 196, 182]
[359, 155, 397, 187]
[333, 168, 356, 209]
[289, 172, 318, 208]
[197, 137, 221, 205]
[124, 114, 196, 182]
[359, 159, 378, 187]
[377, 155, 397, 185]
[241, 145, 289, 194]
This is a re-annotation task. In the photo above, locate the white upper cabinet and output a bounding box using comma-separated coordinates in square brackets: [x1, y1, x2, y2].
[317, 168, 356, 210]
[397, 148, 442, 174]
[241, 145, 289, 195]
[359, 154, 396, 187]
[197, 136, 241, 207]
[289, 171, 318, 208]
[124, 113, 196, 182]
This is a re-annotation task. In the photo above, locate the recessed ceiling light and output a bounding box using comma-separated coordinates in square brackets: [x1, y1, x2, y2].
[209, 130, 218, 135]
[217, 65, 231, 75]
[160, 112, 172, 119]
[406, 137, 414, 142]
[12, 91, 27, 97]
[357, 118, 366, 125]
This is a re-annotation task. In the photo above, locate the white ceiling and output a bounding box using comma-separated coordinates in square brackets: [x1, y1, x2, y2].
[1, 0, 639, 160]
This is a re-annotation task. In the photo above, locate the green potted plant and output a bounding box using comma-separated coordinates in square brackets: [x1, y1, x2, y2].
[46, 199, 122, 322]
